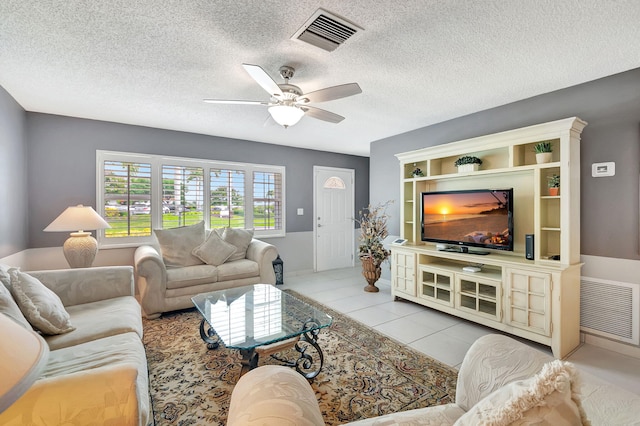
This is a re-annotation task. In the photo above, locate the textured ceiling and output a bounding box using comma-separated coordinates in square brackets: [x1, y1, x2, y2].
[1, 1, 640, 156]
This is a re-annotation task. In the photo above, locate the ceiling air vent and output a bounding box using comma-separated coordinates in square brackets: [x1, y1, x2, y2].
[291, 8, 362, 52]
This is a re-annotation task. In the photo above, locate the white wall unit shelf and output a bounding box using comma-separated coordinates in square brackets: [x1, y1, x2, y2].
[391, 117, 587, 358]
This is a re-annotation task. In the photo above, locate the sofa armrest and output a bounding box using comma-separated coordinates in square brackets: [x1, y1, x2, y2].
[0, 363, 141, 426]
[134, 245, 168, 319]
[455, 334, 552, 411]
[27, 266, 134, 307]
[228, 365, 324, 426]
[246, 239, 278, 284]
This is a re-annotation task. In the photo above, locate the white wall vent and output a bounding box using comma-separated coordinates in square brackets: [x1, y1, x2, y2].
[291, 8, 362, 52]
[580, 277, 639, 345]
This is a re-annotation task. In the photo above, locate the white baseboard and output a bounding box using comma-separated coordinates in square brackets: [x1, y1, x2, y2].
[583, 332, 640, 359]
[284, 268, 316, 278]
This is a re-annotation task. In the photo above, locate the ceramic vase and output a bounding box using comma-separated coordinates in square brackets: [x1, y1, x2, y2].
[536, 152, 552, 164]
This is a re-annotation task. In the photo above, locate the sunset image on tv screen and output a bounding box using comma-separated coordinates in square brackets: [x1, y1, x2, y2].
[422, 190, 511, 247]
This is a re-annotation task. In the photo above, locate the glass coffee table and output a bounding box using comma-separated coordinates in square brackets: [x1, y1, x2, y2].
[192, 284, 332, 378]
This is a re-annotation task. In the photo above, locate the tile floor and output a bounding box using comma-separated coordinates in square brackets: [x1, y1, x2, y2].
[281, 266, 640, 396]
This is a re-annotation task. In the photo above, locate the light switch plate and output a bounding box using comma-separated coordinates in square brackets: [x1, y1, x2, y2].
[297, 208, 304, 215]
[592, 162, 615, 177]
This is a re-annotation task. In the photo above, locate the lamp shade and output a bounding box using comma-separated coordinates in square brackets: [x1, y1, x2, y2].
[268, 105, 304, 128]
[43, 205, 111, 268]
[0, 313, 49, 413]
[43, 205, 110, 232]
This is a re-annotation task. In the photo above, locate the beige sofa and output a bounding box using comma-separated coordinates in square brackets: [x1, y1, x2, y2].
[228, 334, 640, 425]
[0, 265, 149, 426]
[134, 225, 278, 319]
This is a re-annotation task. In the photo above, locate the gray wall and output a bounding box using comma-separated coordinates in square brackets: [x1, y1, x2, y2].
[25, 113, 369, 249]
[0, 86, 27, 258]
[371, 68, 640, 261]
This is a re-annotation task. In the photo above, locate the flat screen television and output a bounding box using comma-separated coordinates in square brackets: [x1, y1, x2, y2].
[421, 188, 514, 253]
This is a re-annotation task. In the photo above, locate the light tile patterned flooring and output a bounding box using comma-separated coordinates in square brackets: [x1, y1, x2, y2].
[281, 266, 640, 396]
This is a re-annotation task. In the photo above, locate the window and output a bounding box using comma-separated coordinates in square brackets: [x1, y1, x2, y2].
[97, 151, 285, 247]
[103, 160, 152, 238]
[162, 164, 204, 228]
[210, 169, 245, 229]
[253, 171, 283, 231]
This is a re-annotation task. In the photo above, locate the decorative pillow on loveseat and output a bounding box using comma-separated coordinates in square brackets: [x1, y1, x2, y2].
[222, 228, 254, 262]
[192, 231, 237, 266]
[154, 221, 206, 267]
[8, 268, 75, 335]
[454, 359, 590, 426]
[0, 265, 34, 330]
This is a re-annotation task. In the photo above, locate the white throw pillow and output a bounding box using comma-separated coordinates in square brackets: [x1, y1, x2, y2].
[192, 231, 237, 266]
[0, 263, 11, 288]
[0, 268, 34, 330]
[454, 359, 589, 426]
[154, 221, 206, 267]
[222, 228, 254, 262]
[8, 268, 75, 335]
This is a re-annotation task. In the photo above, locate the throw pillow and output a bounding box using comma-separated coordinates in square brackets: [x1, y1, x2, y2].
[0, 269, 34, 330]
[192, 231, 237, 266]
[154, 221, 206, 267]
[454, 359, 590, 426]
[0, 263, 11, 289]
[222, 228, 254, 262]
[8, 268, 75, 335]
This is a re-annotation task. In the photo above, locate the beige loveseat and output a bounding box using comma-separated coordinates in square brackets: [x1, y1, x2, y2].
[134, 222, 278, 319]
[228, 334, 640, 425]
[0, 265, 149, 426]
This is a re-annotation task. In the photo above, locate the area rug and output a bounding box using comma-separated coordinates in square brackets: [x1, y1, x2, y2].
[143, 290, 458, 425]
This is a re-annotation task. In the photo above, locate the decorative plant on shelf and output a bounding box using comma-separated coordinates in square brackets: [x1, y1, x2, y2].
[411, 164, 424, 178]
[534, 141, 553, 164]
[354, 200, 393, 292]
[547, 174, 560, 196]
[454, 156, 483, 167]
[454, 156, 482, 173]
[534, 141, 553, 153]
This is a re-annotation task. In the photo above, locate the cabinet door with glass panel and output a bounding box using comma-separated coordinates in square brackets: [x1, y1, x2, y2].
[418, 266, 454, 307]
[456, 275, 501, 321]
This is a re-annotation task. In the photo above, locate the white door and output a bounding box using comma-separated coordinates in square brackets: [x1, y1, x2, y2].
[314, 166, 355, 271]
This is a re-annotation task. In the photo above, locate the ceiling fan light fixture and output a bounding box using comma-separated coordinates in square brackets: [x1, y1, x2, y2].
[268, 105, 304, 128]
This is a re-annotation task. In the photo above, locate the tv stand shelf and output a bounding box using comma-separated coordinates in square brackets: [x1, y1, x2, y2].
[392, 117, 586, 358]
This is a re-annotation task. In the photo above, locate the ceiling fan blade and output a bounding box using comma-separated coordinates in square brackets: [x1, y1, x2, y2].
[242, 64, 284, 98]
[203, 99, 269, 105]
[299, 83, 362, 103]
[301, 106, 345, 124]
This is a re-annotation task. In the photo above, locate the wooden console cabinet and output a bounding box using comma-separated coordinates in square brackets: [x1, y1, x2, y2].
[392, 117, 587, 358]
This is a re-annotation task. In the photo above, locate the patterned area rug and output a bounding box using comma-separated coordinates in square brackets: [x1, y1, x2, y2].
[143, 290, 458, 425]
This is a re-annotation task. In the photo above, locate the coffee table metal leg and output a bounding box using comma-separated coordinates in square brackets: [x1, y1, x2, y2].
[294, 326, 324, 379]
[270, 320, 325, 379]
[199, 318, 220, 350]
[240, 349, 258, 375]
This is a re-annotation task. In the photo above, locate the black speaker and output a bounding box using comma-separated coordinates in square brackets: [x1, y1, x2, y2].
[525, 234, 534, 260]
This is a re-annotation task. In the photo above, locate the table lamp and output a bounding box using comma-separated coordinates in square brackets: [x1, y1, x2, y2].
[43, 204, 111, 268]
[0, 313, 49, 413]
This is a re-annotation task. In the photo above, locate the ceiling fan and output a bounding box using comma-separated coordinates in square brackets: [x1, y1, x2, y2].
[204, 64, 362, 128]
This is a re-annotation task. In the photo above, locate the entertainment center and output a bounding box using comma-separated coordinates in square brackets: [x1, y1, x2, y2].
[392, 117, 587, 358]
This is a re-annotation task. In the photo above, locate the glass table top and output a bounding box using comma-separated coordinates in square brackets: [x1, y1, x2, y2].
[192, 284, 333, 351]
